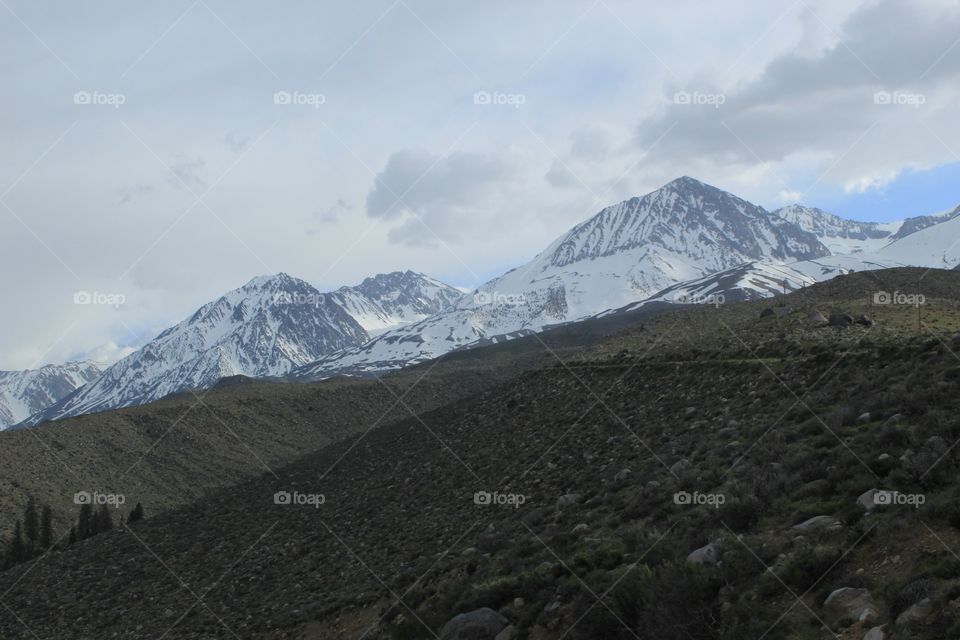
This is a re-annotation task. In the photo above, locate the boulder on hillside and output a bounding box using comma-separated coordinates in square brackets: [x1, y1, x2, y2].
[556, 494, 581, 509]
[495, 626, 518, 640]
[809, 309, 829, 327]
[856, 314, 874, 326]
[829, 313, 855, 327]
[670, 459, 691, 476]
[823, 588, 882, 628]
[857, 489, 880, 512]
[864, 626, 886, 640]
[687, 542, 720, 566]
[895, 597, 935, 627]
[440, 608, 509, 640]
[791, 515, 842, 533]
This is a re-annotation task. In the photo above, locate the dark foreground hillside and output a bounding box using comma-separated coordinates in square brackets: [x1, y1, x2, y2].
[1, 268, 959, 640]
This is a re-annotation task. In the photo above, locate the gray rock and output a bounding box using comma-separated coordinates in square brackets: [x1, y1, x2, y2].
[823, 588, 881, 628]
[645, 480, 660, 491]
[495, 626, 518, 640]
[440, 608, 509, 640]
[572, 523, 589, 534]
[855, 314, 874, 326]
[895, 598, 934, 627]
[556, 494, 581, 509]
[670, 459, 691, 475]
[857, 412, 872, 424]
[686, 543, 720, 566]
[864, 626, 885, 640]
[615, 468, 632, 482]
[792, 515, 842, 532]
[809, 309, 829, 327]
[858, 489, 880, 512]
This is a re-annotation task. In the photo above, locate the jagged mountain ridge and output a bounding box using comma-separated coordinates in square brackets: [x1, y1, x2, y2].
[295, 178, 960, 380]
[771, 204, 898, 254]
[327, 271, 464, 335]
[294, 177, 833, 378]
[20, 177, 960, 423]
[23, 271, 461, 425]
[0, 362, 101, 429]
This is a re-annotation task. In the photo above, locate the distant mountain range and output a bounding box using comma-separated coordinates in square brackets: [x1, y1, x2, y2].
[0, 362, 101, 427]
[14, 177, 960, 427]
[17, 271, 462, 427]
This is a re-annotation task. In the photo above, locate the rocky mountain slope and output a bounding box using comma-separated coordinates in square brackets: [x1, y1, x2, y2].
[0, 362, 101, 429]
[2, 268, 959, 639]
[327, 270, 464, 335]
[771, 204, 898, 254]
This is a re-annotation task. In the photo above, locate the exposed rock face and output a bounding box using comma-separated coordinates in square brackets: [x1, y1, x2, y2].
[440, 608, 509, 640]
[823, 588, 882, 628]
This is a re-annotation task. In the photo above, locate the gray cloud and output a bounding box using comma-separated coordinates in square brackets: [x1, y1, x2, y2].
[634, 0, 960, 190]
[367, 149, 520, 245]
[169, 156, 207, 191]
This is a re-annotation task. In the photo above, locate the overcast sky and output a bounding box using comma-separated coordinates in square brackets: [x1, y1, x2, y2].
[3, 0, 960, 370]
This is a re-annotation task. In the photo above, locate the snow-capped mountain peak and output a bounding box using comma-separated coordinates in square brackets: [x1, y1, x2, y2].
[329, 270, 463, 334]
[22, 270, 463, 425]
[19, 178, 960, 426]
[0, 361, 101, 429]
[546, 176, 828, 270]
